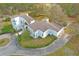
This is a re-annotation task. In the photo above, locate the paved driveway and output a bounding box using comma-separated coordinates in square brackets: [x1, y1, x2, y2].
[0, 34, 71, 56]
[0, 33, 11, 39]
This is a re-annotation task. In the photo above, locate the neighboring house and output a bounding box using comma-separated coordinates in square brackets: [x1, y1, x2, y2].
[11, 14, 64, 38]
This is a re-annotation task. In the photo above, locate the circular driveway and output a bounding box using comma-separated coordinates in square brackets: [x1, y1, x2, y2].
[0, 33, 70, 56]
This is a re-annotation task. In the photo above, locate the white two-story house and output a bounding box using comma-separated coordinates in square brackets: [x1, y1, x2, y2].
[11, 14, 64, 38]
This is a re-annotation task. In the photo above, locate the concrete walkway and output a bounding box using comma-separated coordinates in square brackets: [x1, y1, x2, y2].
[0, 33, 71, 56]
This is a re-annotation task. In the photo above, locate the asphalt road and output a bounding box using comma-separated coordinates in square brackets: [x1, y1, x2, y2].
[0, 34, 70, 56]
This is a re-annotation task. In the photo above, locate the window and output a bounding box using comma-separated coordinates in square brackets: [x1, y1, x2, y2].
[13, 20, 16, 25]
[13, 20, 16, 22]
[14, 22, 16, 25]
[41, 33, 43, 37]
[25, 22, 27, 25]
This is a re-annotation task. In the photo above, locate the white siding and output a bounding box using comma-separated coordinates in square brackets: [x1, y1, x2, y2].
[57, 27, 65, 37]
[43, 29, 57, 38]
[34, 30, 43, 38]
[27, 26, 34, 37]
[11, 16, 26, 31]
[47, 29, 57, 36]
[42, 30, 48, 38]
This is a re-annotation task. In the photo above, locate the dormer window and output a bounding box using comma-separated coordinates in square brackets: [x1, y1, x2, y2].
[25, 22, 27, 25]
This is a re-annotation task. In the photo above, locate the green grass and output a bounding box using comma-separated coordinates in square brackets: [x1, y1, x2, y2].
[48, 47, 66, 56]
[48, 34, 79, 56]
[0, 38, 9, 47]
[64, 34, 79, 50]
[19, 30, 32, 41]
[64, 34, 79, 56]
[0, 22, 15, 34]
[18, 30, 57, 48]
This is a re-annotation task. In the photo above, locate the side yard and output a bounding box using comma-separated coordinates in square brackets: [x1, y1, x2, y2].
[0, 20, 15, 34]
[48, 34, 79, 56]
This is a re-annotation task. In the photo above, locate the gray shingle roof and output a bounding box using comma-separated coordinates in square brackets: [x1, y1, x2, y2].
[50, 21, 63, 32]
[11, 14, 63, 32]
[11, 14, 34, 24]
[21, 15, 34, 24]
[29, 21, 62, 32]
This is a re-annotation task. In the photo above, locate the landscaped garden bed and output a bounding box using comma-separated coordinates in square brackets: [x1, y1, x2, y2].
[18, 30, 57, 48]
[0, 38, 9, 47]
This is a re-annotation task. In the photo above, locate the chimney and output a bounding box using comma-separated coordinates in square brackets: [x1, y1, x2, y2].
[46, 18, 49, 22]
[26, 13, 29, 16]
[42, 18, 49, 23]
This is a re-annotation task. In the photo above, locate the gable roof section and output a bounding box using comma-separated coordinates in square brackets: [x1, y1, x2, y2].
[11, 14, 63, 32]
[50, 21, 63, 32]
[29, 21, 62, 32]
[11, 14, 34, 24]
[21, 15, 34, 24]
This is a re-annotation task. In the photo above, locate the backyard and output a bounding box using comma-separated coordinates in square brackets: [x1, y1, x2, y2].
[18, 30, 57, 48]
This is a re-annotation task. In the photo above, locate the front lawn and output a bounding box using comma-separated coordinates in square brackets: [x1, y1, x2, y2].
[18, 31, 57, 48]
[0, 38, 9, 47]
